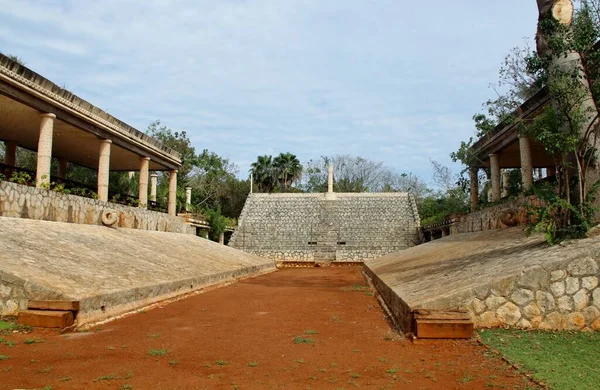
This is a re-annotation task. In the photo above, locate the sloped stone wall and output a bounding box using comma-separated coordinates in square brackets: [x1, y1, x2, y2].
[0, 181, 194, 234]
[229, 192, 421, 262]
[468, 256, 600, 331]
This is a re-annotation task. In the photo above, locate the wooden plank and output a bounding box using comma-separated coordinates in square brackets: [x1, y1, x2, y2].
[18, 310, 74, 328]
[413, 309, 470, 321]
[416, 319, 474, 339]
[28, 300, 80, 311]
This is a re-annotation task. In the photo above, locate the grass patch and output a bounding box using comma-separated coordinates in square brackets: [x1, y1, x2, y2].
[58, 377, 71, 382]
[148, 349, 168, 357]
[0, 338, 16, 347]
[121, 385, 133, 390]
[169, 360, 178, 366]
[295, 359, 305, 364]
[0, 355, 8, 361]
[93, 374, 116, 382]
[350, 373, 360, 378]
[248, 362, 258, 367]
[386, 367, 398, 374]
[480, 328, 600, 389]
[293, 336, 314, 344]
[215, 360, 228, 366]
[304, 329, 319, 335]
[0, 321, 17, 332]
[147, 333, 160, 338]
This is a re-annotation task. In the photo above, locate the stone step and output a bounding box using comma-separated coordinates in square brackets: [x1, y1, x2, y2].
[413, 309, 473, 339]
[28, 300, 80, 311]
[314, 251, 336, 262]
[18, 310, 74, 329]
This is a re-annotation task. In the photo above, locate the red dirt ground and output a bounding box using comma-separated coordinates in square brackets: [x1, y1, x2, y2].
[0, 268, 537, 389]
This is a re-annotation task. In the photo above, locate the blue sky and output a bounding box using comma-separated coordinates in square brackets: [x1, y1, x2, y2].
[0, 1, 539, 184]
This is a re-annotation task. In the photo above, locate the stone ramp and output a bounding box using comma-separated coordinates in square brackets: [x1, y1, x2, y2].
[364, 228, 600, 333]
[0, 217, 275, 327]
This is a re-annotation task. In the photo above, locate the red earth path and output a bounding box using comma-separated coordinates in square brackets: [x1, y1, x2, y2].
[0, 267, 537, 389]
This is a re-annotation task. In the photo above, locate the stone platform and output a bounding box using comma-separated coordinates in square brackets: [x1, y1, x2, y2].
[0, 217, 275, 327]
[364, 228, 600, 332]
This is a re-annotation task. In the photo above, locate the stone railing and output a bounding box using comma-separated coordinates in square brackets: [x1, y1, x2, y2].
[0, 181, 194, 234]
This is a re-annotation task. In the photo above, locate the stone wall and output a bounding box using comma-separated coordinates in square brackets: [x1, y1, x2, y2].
[451, 196, 538, 235]
[467, 256, 600, 331]
[229, 192, 421, 262]
[0, 181, 194, 234]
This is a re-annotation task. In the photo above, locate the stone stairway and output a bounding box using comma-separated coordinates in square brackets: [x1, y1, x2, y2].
[314, 201, 340, 262]
[413, 309, 473, 339]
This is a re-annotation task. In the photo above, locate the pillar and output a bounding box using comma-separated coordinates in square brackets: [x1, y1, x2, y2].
[36, 113, 56, 187]
[327, 163, 333, 193]
[150, 173, 158, 202]
[97, 139, 112, 202]
[519, 135, 534, 192]
[138, 157, 150, 208]
[489, 153, 501, 202]
[57, 158, 68, 180]
[168, 169, 177, 216]
[218, 232, 225, 245]
[502, 170, 510, 198]
[469, 167, 479, 211]
[185, 186, 192, 211]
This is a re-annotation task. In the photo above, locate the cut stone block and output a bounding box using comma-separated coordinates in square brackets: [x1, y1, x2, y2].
[17, 310, 74, 328]
[28, 300, 80, 311]
[414, 310, 474, 339]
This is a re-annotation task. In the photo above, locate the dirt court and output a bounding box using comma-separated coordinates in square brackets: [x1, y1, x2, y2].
[0, 267, 536, 389]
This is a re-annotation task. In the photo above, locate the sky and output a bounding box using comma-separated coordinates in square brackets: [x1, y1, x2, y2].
[0, 0, 539, 185]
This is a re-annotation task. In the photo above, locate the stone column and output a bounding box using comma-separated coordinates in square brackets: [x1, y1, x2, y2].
[97, 139, 112, 202]
[36, 113, 56, 188]
[150, 173, 158, 202]
[519, 135, 534, 192]
[218, 232, 225, 245]
[489, 153, 501, 202]
[327, 164, 333, 193]
[138, 157, 150, 208]
[168, 169, 177, 216]
[185, 186, 192, 211]
[57, 158, 68, 180]
[502, 170, 510, 198]
[469, 167, 479, 211]
[4, 141, 17, 167]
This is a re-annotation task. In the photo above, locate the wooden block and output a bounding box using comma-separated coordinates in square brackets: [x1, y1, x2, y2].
[18, 310, 74, 328]
[416, 319, 474, 339]
[28, 300, 80, 311]
[413, 310, 471, 321]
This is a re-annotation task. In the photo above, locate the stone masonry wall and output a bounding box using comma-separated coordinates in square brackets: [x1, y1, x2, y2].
[229, 192, 421, 262]
[0, 181, 194, 234]
[468, 255, 600, 331]
[451, 196, 537, 235]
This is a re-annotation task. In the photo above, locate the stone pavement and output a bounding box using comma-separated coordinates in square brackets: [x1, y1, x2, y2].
[365, 227, 600, 332]
[0, 216, 275, 327]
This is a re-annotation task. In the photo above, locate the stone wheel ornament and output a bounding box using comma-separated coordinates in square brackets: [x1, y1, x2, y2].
[500, 209, 519, 227]
[101, 209, 118, 227]
[552, 0, 574, 26]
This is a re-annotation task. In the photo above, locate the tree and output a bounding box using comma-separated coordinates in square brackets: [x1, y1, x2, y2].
[273, 152, 302, 189]
[250, 155, 275, 193]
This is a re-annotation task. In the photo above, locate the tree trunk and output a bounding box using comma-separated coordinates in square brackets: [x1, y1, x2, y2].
[535, 0, 599, 204]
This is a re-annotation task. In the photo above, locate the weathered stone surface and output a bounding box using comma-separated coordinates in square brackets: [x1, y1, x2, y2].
[558, 296, 573, 312]
[517, 318, 532, 329]
[517, 266, 549, 290]
[567, 257, 598, 276]
[510, 289, 534, 306]
[539, 312, 564, 330]
[471, 298, 486, 315]
[592, 317, 600, 330]
[522, 302, 542, 320]
[550, 269, 567, 281]
[536, 291, 556, 312]
[565, 277, 580, 295]
[478, 311, 502, 328]
[496, 302, 521, 325]
[550, 281, 565, 297]
[593, 288, 600, 308]
[582, 306, 600, 324]
[573, 290, 590, 311]
[582, 276, 598, 290]
[566, 313, 586, 330]
[491, 278, 515, 297]
[484, 295, 507, 311]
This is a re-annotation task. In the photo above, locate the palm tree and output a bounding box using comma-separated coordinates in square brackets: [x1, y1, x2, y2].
[250, 155, 275, 192]
[273, 152, 302, 189]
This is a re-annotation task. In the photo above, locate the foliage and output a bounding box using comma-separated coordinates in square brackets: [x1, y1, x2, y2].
[480, 328, 600, 390]
[205, 208, 229, 241]
[250, 153, 302, 192]
[6, 54, 26, 66]
[9, 171, 31, 185]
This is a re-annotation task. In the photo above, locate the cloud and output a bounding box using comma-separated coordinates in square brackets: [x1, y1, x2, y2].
[0, 0, 539, 182]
